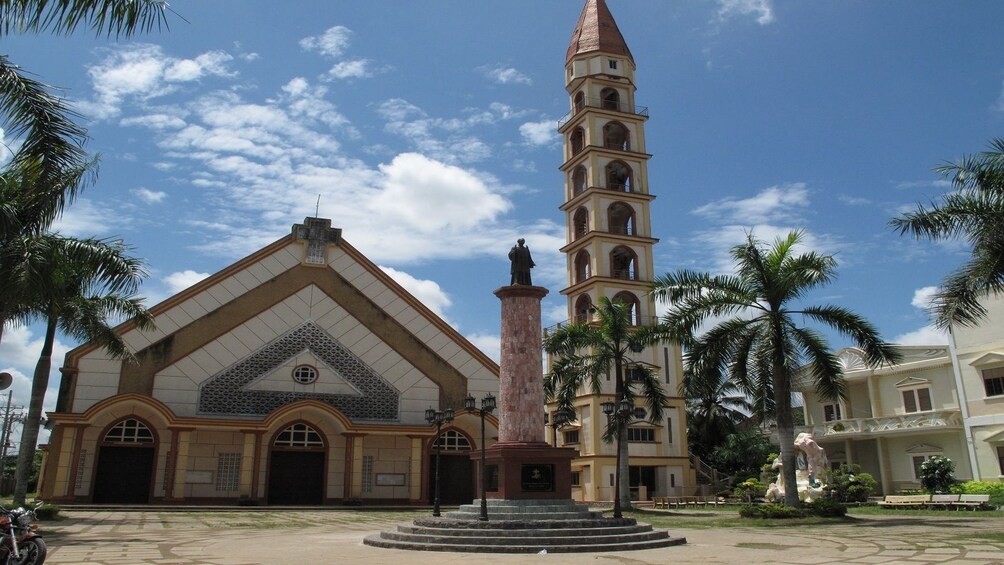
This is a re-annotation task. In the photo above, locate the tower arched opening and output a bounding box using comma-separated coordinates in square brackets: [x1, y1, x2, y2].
[610, 246, 638, 280]
[570, 126, 585, 156]
[574, 294, 593, 324]
[573, 207, 589, 239]
[603, 121, 630, 152]
[601, 88, 621, 111]
[574, 250, 591, 284]
[574, 91, 585, 113]
[608, 202, 636, 236]
[572, 166, 587, 196]
[605, 161, 633, 192]
[612, 291, 641, 326]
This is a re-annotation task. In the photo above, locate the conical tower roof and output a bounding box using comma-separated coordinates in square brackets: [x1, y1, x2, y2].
[565, 0, 634, 66]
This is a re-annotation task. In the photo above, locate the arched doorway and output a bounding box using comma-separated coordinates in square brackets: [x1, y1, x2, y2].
[268, 422, 326, 505]
[93, 418, 156, 503]
[428, 430, 474, 505]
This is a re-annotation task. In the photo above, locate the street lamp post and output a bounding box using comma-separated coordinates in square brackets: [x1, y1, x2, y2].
[602, 397, 640, 519]
[465, 393, 496, 521]
[545, 409, 573, 447]
[425, 406, 454, 517]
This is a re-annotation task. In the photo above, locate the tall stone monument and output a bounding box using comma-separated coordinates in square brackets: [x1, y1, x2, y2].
[468, 240, 577, 499]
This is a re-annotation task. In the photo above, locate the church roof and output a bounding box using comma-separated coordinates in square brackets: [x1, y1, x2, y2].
[565, 0, 634, 66]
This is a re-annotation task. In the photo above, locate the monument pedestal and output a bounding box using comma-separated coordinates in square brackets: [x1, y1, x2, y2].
[471, 442, 578, 500]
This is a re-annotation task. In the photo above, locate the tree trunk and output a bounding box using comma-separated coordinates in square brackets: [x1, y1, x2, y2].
[772, 365, 799, 507]
[13, 315, 56, 506]
[618, 423, 631, 508]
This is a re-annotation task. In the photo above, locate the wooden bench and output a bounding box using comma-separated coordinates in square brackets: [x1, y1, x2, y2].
[877, 494, 931, 507]
[652, 496, 670, 509]
[928, 494, 960, 508]
[956, 494, 991, 510]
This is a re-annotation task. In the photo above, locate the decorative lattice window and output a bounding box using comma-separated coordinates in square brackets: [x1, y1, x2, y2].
[104, 419, 154, 443]
[432, 430, 472, 451]
[215, 453, 241, 492]
[362, 455, 374, 494]
[75, 449, 87, 490]
[292, 365, 318, 384]
[273, 423, 324, 447]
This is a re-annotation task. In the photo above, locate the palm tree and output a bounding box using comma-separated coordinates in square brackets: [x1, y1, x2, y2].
[543, 296, 670, 514]
[891, 138, 1004, 328]
[652, 231, 900, 507]
[682, 362, 751, 460]
[10, 234, 153, 505]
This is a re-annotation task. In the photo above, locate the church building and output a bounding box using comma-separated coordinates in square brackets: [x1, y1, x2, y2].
[546, 0, 696, 501]
[38, 218, 500, 504]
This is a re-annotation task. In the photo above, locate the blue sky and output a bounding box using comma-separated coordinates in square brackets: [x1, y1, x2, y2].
[2, 0, 1004, 432]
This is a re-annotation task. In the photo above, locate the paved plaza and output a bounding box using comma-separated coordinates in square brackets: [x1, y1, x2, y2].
[43, 509, 1004, 565]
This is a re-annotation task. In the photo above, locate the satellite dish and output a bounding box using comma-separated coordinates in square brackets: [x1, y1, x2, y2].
[0, 373, 11, 391]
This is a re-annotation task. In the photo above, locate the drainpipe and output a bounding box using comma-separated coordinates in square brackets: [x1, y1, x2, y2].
[947, 326, 980, 480]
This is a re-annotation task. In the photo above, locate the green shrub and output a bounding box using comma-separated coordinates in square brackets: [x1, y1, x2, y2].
[739, 503, 806, 519]
[34, 504, 60, 521]
[806, 498, 847, 517]
[733, 477, 767, 503]
[824, 463, 877, 503]
[951, 481, 1004, 506]
[919, 456, 955, 493]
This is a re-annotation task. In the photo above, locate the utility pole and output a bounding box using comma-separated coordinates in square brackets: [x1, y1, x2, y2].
[0, 392, 24, 478]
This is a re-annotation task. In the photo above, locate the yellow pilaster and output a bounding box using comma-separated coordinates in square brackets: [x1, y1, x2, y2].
[240, 432, 257, 498]
[409, 437, 423, 501]
[351, 436, 364, 498]
[52, 427, 78, 497]
[172, 430, 191, 499]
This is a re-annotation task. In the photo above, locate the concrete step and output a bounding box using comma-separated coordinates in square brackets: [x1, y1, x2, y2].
[363, 533, 687, 553]
[400, 523, 649, 537]
[382, 528, 670, 546]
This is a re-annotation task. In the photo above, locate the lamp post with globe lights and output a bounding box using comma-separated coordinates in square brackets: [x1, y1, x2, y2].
[601, 398, 646, 519]
[425, 406, 454, 517]
[465, 393, 496, 521]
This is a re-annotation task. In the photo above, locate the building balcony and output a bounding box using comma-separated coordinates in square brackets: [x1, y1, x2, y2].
[558, 97, 649, 128]
[544, 315, 660, 333]
[796, 410, 963, 439]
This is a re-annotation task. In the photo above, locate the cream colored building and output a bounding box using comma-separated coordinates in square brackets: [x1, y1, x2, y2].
[39, 217, 499, 505]
[798, 294, 1004, 494]
[545, 0, 693, 502]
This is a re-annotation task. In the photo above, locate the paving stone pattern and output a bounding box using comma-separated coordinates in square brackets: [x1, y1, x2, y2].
[43, 510, 1004, 564]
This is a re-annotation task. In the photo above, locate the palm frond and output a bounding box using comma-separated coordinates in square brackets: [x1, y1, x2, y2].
[0, 0, 172, 38]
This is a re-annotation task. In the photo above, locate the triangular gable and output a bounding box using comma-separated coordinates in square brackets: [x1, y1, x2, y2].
[969, 352, 1004, 367]
[895, 376, 931, 388]
[199, 321, 398, 419]
[905, 443, 942, 454]
[248, 348, 363, 397]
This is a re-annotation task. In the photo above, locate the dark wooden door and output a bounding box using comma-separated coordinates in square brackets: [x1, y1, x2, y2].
[428, 454, 473, 505]
[93, 446, 155, 503]
[268, 451, 325, 505]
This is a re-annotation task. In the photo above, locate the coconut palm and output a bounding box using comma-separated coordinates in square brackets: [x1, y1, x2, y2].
[543, 296, 670, 514]
[652, 231, 900, 507]
[682, 362, 751, 459]
[891, 138, 1004, 328]
[10, 234, 153, 505]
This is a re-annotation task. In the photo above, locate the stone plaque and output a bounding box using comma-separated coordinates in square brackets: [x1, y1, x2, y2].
[521, 464, 554, 492]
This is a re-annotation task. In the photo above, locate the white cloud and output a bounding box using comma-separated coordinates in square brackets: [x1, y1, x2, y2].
[519, 120, 557, 146]
[300, 26, 353, 58]
[895, 179, 952, 190]
[893, 325, 948, 346]
[997, 80, 1004, 112]
[380, 267, 452, 322]
[480, 65, 532, 86]
[164, 270, 211, 294]
[689, 224, 841, 275]
[717, 0, 775, 24]
[49, 198, 118, 236]
[79, 44, 236, 120]
[0, 325, 73, 445]
[132, 187, 167, 204]
[839, 194, 871, 206]
[465, 332, 501, 363]
[911, 286, 940, 311]
[692, 183, 809, 224]
[326, 60, 373, 80]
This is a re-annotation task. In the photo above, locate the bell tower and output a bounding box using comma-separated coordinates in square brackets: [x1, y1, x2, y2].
[550, 0, 692, 501]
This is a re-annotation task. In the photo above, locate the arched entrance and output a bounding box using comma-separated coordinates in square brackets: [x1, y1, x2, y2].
[268, 422, 326, 505]
[93, 418, 156, 503]
[428, 430, 474, 505]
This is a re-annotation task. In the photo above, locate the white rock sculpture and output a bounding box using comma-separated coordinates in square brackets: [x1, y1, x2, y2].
[765, 432, 829, 503]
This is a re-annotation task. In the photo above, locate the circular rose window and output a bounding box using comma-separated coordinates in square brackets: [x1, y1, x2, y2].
[292, 364, 318, 384]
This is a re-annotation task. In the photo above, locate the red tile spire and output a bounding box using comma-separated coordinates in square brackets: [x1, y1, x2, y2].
[565, 0, 634, 66]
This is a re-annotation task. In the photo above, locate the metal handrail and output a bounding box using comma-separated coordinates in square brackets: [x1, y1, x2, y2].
[558, 97, 650, 127]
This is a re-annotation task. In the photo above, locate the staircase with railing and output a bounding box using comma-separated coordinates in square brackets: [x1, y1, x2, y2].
[688, 452, 730, 496]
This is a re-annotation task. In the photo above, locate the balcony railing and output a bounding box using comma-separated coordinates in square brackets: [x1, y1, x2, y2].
[544, 315, 660, 333]
[796, 410, 963, 439]
[558, 97, 650, 127]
